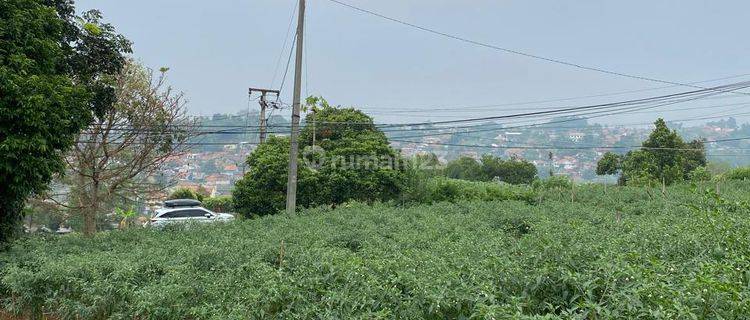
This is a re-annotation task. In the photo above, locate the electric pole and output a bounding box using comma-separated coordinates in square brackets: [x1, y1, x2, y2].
[248, 88, 279, 144]
[286, 0, 305, 215]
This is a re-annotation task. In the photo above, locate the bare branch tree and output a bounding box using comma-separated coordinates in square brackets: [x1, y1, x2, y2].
[61, 60, 197, 236]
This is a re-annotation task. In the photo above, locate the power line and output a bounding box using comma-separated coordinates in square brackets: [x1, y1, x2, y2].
[270, 0, 299, 89]
[359, 73, 750, 113]
[378, 84, 748, 136]
[382, 81, 750, 128]
[386, 107, 750, 141]
[387, 87, 750, 139]
[325, 0, 750, 96]
[365, 98, 750, 119]
[84, 81, 750, 138]
[390, 136, 750, 154]
[377, 98, 750, 135]
[278, 30, 298, 95]
[87, 80, 748, 133]
[84, 99, 750, 137]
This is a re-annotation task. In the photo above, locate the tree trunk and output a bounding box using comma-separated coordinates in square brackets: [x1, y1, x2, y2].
[83, 207, 97, 236]
[83, 181, 100, 236]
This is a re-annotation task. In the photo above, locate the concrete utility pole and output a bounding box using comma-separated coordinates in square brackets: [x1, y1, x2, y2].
[248, 88, 280, 144]
[286, 0, 305, 215]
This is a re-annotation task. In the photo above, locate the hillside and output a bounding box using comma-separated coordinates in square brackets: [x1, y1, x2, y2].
[2, 181, 750, 319]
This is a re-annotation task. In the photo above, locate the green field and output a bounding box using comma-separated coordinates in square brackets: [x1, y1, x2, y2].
[2, 181, 750, 319]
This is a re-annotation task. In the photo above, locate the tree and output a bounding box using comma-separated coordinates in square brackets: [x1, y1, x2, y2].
[479, 155, 537, 184]
[301, 104, 405, 205]
[60, 61, 195, 236]
[620, 150, 660, 185]
[232, 136, 322, 217]
[0, 1, 130, 243]
[444, 155, 537, 184]
[445, 157, 483, 181]
[299, 103, 378, 145]
[169, 188, 203, 202]
[234, 103, 405, 217]
[596, 152, 622, 176]
[202, 196, 234, 213]
[596, 119, 706, 185]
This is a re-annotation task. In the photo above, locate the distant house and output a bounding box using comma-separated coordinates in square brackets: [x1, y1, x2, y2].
[205, 174, 231, 184]
[569, 132, 584, 142]
[215, 184, 233, 196]
[223, 164, 238, 174]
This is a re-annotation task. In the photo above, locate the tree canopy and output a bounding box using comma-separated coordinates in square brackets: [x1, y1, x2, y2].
[0, 0, 130, 243]
[596, 119, 707, 185]
[233, 102, 405, 217]
[445, 155, 537, 184]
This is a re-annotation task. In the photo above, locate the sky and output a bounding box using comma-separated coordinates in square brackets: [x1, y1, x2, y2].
[74, 0, 750, 125]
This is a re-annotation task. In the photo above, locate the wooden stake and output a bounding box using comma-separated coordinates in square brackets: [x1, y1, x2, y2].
[571, 182, 575, 203]
[278, 240, 285, 269]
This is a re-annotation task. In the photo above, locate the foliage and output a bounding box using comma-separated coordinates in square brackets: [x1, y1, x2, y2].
[3, 181, 750, 318]
[114, 206, 137, 229]
[596, 152, 622, 176]
[723, 167, 750, 181]
[688, 166, 712, 182]
[300, 104, 404, 208]
[445, 155, 537, 184]
[0, 0, 130, 244]
[299, 102, 377, 145]
[406, 177, 537, 205]
[202, 196, 234, 213]
[445, 156, 483, 181]
[62, 61, 194, 236]
[480, 155, 537, 184]
[399, 154, 444, 203]
[232, 136, 322, 217]
[234, 104, 405, 217]
[532, 175, 574, 190]
[596, 119, 706, 185]
[706, 161, 732, 176]
[169, 188, 204, 202]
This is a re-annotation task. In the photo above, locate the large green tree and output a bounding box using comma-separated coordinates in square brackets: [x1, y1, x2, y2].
[232, 136, 323, 217]
[233, 101, 405, 217]
[445, 157, 483, 181]
[596, 119, 706, 185]
[596, 152, 622, 176]
[444, 155, 537, 184]
[0, 0, 130, 243]
[301, 104, 404, 205]
[479, 155, 537, 184]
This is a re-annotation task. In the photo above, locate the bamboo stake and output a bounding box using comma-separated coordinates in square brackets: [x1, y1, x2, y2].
[571, 182, 575, 203]
[278, 240, 285, 269]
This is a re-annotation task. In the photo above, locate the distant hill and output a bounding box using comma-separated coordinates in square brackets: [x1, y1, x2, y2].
[190, 111, 290, 152]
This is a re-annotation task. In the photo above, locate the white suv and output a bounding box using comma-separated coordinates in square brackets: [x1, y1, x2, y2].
[149, 199, 235, 228]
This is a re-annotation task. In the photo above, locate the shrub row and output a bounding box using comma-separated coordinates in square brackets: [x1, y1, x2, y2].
[406, 177, 537, 205]
[2, 182, 750, 318]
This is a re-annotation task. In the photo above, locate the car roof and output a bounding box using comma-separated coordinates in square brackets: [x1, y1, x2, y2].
[164, 199, 202, 208]
[154, 206, 211, 217]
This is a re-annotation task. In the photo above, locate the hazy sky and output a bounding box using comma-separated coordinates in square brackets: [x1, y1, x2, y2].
[74, 0, 750, 125]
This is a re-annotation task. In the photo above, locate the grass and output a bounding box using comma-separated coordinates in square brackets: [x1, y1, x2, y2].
[1, 181, 750, 319]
